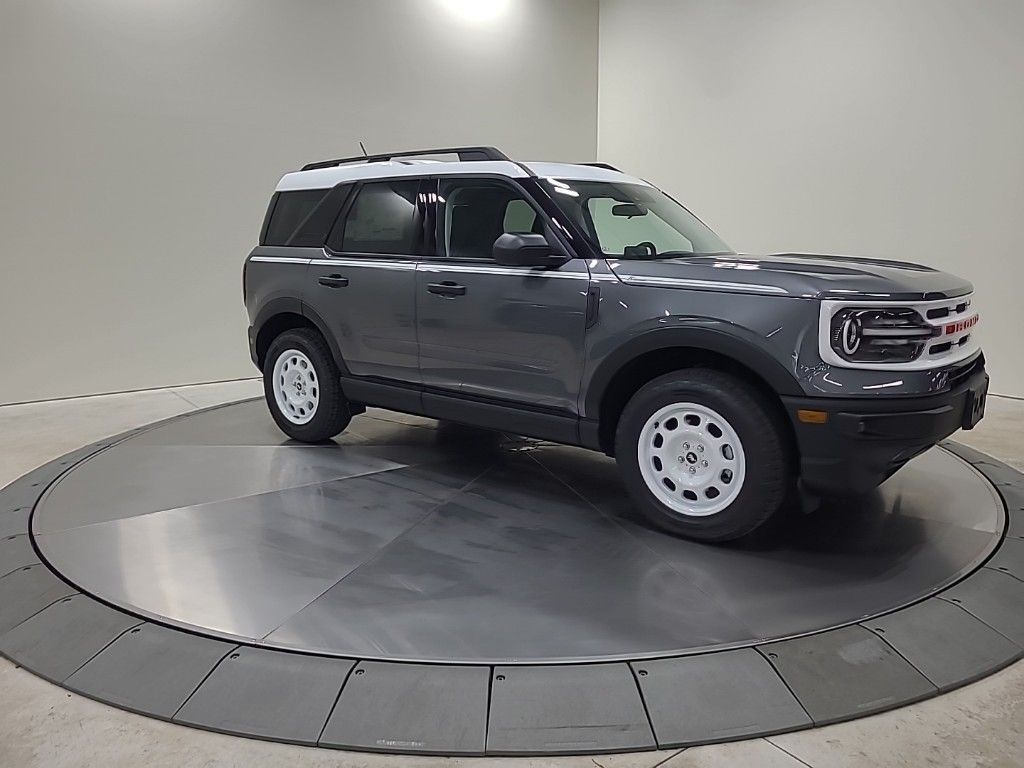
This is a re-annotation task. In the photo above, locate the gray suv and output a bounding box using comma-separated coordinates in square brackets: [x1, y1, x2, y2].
[243, 146, 988, 541]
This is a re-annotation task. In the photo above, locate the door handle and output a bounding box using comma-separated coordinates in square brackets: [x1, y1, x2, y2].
[427, 282, 466, 297]
[318, 274, 349, 288]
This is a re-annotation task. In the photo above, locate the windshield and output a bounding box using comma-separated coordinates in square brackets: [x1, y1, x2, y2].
[542, 179, 732, 259]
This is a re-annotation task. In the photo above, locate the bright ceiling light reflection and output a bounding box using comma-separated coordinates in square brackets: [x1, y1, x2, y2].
[439, 0, 511, 23]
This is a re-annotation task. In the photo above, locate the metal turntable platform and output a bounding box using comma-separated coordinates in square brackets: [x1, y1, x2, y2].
[2, 399, 1022, 755]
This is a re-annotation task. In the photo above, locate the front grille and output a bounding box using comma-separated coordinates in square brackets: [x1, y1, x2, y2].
[819, 293, 980, 371]
[929, 300, 971, 320]
[920, 297, 977, 360]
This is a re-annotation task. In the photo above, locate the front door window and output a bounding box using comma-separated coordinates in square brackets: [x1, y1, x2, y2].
[438, 178, 541, 260]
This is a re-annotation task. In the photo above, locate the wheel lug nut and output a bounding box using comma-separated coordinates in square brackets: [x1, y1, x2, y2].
[697, 445, 704, 453]
[683, 442, 690, 450]
[702, 460, 709, 468]
[677, 456, 684, 463]
[689, 466, 696, 474]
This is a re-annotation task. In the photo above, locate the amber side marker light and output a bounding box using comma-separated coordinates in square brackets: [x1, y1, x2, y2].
[797, 409, 829, 424]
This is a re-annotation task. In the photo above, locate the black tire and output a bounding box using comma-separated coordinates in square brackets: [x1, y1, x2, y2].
[614, 368, 792, 542]
[263, 328, 351, 443]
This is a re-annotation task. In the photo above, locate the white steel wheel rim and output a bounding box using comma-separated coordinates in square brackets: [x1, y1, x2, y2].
[272, 349, 320, 425]
[637, 402, 746, 517]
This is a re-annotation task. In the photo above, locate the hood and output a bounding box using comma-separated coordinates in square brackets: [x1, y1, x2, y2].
[608, 252, 973, 301]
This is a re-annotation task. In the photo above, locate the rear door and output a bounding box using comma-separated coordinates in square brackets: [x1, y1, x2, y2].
[415, 176, 590, 413]
[306, 178, 427, 383]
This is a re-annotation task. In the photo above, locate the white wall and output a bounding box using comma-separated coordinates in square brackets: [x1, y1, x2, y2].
[0, 0, 599, 404]
[598, 0, 1024, 396]
[8, 0, 1021, 403]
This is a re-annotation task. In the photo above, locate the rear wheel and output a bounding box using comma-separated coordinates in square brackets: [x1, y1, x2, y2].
[615, 369, 791, 542]
[264, 329, 350, 442]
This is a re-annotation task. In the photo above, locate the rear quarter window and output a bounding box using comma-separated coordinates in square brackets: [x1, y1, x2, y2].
[262, 189, 331, 247]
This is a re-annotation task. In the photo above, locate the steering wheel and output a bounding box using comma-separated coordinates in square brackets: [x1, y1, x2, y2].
[623, 241, 658, 258]
[618, 240, 659, 259]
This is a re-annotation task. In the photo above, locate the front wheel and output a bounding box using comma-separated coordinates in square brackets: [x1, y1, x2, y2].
[264, 328, 351, 442]
[615, 369, 792, 542]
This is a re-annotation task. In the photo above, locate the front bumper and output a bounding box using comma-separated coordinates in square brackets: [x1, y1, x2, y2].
[782, 361, 989, 495]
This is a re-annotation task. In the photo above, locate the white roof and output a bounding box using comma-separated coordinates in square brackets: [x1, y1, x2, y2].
[275, 159, 649, 192]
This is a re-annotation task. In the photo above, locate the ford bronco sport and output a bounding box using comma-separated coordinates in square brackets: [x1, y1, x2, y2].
[243, 146, 988, 541]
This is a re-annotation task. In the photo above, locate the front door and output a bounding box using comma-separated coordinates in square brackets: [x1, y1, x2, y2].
[416, 176, 590, 413]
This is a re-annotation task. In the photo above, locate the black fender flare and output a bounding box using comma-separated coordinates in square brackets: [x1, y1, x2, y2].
[251, 298, 348, 375]
[251, 296, 302, 366]
[299, 301, 350, 375]
[252, 296, 302, 336]
[582, 324, 803, 419]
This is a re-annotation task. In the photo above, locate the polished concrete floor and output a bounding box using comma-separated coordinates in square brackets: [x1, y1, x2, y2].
[1, 379, 1022, 767]
[30, 400, 1004, 663]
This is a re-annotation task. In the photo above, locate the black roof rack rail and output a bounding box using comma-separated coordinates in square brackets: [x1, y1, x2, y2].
[301, 145, 512, 172]
[581, 161, 621, 172]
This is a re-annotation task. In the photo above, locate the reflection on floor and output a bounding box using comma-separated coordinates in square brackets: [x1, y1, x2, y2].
[31, 399, 1003, 662]
[1, 380, 1022, 768]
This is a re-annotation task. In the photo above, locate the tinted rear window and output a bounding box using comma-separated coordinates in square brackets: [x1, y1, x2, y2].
[263, 189, 331, 246]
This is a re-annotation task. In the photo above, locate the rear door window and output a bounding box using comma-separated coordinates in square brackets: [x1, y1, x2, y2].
[331, 180, 423, 255]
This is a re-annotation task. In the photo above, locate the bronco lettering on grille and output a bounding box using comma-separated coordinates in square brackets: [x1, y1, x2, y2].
[945, 314, 979, 335]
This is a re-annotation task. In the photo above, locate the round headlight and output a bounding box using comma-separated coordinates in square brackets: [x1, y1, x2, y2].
[829, 307, 934, 364]
[839, 314, 862, 355]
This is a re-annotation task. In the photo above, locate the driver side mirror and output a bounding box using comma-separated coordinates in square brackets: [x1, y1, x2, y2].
[492, 233, 568, 268]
